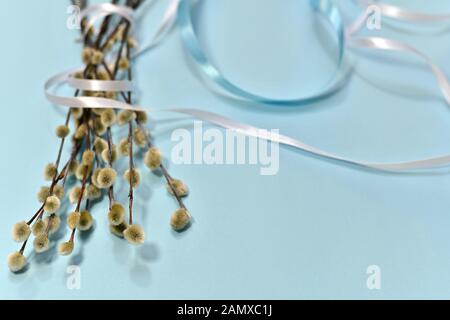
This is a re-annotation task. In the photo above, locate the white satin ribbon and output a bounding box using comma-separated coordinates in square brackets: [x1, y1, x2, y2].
[46, 64, 450, 172]
[43, 0, 450, 173]
[133, 0, 180, 58]
[347, 1, 450, 105]
[80, 3, 135, 37]
[67, 71, 134, 92]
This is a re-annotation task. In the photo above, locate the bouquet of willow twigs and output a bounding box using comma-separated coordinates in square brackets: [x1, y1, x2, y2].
[7, 0, 190, 273]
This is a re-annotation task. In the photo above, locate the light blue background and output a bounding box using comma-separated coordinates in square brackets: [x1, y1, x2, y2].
[1, 0, 450, 299]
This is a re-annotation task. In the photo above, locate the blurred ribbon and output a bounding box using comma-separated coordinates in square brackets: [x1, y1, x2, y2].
[177, 0, 351, 105]
[347, 0, 450, 105]
[44, 0, 450, 172]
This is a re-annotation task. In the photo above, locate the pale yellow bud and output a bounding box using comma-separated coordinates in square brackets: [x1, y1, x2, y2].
[44, 195, 60, 214]
[86, 184, 101, 200]
[167, 179, 189, 197]
[58, 241, 74, 256]
[55, 125, 70, 138]
[82, 47, 93, 64]
[124, 224, 145, 245]
[7, 252, 27, 272]
[97, 168, 117, 189]
[78, 211, 94, 231]
[94, 137, 108, 155]
[32, 220, 46, 236]
[108, 203, 125, 226]
[44, 163, 57, 181]
[11, 221, 31, 242]
[144, 147, 162, 170]
[82, 150, 95, 166]
[33, 234, 50, 253]
[67, 212, 81, 230]
[90, 50, 104, 65]
[133, 127, 147, 148]
[109, 222, 128, 238]
[117, 110, 136, 126]
[170, 208, 191, 232]
[118, 57, 129, 70]
[123, 168, 141, 188]
[100, 109, 116, 127]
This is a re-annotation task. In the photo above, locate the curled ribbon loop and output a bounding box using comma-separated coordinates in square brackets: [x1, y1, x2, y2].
[347, 1, 450, 106]
[177, 0, 351, 105]
[80, 3, 135, 36]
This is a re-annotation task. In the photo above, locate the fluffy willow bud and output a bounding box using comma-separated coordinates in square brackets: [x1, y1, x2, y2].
[67, 212, 81, 230]
[97, 168, 117, 189]
[44, 195, 60, 214]
[32, 220, 46, 236]
[55, 125, 70, 138]
[86, 184, 101, 200]
[124, 224, 145, 245]
[69, 186, 84, 204]
[108, 203, 125, 226]
[82, 150, 95, 166]
[37, 185, 63, 203]
[74, 123, 88, 140]
[144, 147, 162, 170]
[167, 179, 189, 198]
[123, 168, 141, 188]
[90, 50, 104, 65]
[170, 208, 191, 232]
[133, 128, 147, 148]
[94, 137, 108, 155]
[118, 57, 130, 70]
[58, 241, 74, 256]
[109, 222, 128, 238]
[76, 163, 92, 180]
[78, 211, 94, 231]
[71, 107, 83, 119]
[45, 215, 61, 235]
[11, 221, 31, 243]
[135, 111, 148, 124]
[7, 252, 27, 273]
[44, 163, 57, 181]
[118, 138, 130, 156]
[100, 109, 116, 127]
[33, 234, 50, 253]
[33, 216, 60, 236]
[117, 110, 135, 126]
[101, 146, 118, 164]
[82, 47, 93, 64]
[68, 159, 79, 176]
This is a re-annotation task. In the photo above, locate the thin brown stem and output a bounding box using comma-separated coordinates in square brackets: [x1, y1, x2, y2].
[75, 116, 92, 212]
[128, 121, 134, 225]
[19, 239, 28, 255]
[27, 205, 45, 225]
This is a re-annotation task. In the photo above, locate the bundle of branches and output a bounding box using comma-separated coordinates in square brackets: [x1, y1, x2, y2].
[7, 0, 191, 273]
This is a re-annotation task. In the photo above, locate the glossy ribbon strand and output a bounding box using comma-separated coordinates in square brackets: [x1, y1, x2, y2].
[176, 0, 351, 105]
[347, 1, 450, 105]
